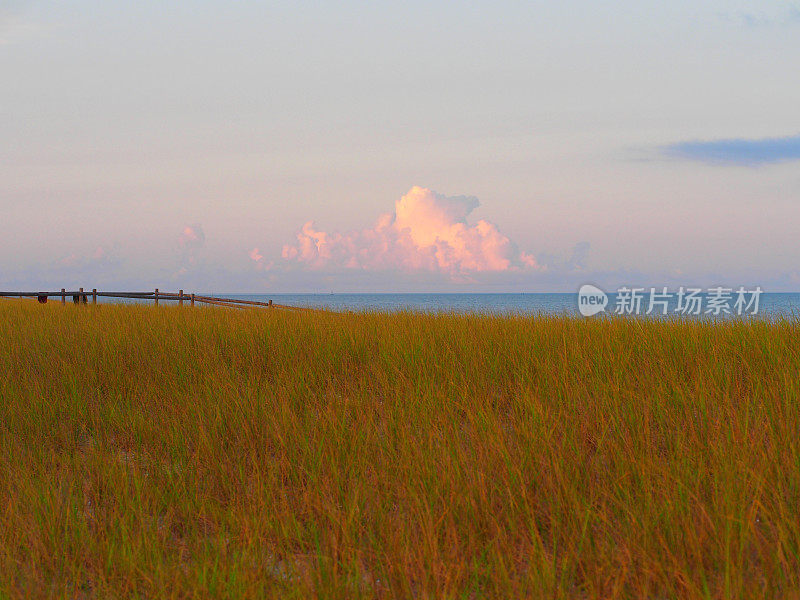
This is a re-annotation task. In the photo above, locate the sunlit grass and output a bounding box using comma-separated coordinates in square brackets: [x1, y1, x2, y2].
[1, 301, 799, 598]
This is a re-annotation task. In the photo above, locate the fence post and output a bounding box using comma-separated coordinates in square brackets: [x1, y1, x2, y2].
[191, 293, 195, 307]
[154, 288, 159, 307]
[179, 290, 183, 307]
[61, 288, 65, 305]
[92, 289, 97, 305]
[79, 287, 86, 304]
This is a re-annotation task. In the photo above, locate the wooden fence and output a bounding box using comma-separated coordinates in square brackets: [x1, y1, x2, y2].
[0, 289, 315, 312]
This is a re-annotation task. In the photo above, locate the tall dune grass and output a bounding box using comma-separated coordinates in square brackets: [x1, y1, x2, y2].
[0, 301, 799, 598]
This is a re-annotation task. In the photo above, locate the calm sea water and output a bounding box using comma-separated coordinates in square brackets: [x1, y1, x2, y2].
[209, 293, 800, 318]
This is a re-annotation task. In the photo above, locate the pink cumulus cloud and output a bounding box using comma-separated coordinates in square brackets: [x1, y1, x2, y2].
[249, 247, 264, 262]
[249, 247, 274, 271]
[282, 186, 539, 276]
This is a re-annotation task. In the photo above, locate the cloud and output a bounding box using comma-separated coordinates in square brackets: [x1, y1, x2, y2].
[566, 241, 590, 271]
[249, 247, 274, 272]
[249, 247, 263, 262]
[535, 242, 591, 275]
[281, 186, 539, 279]
[718, 7, 800, 28]
[174, 224, 206, 278]
[179, 224, 205, 249]
[0, 244, 126, 289]
[662, 134, 800, 166]
[57, 245, 117, 270]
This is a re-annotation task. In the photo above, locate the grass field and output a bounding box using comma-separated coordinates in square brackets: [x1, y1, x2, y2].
[1, 301, 799, 599]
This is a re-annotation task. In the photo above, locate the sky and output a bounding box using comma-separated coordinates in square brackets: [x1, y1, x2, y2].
[2, 0, 799, 292]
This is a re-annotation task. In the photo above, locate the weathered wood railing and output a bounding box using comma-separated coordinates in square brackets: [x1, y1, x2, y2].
[0, 289, 314, 311]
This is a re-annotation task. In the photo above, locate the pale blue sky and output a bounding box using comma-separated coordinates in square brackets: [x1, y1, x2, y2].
[2, 0, 799, 291]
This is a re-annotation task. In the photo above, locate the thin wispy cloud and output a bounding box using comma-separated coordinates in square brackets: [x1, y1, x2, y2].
[718, 6, 800, 28]
[662, 134, 800, 166]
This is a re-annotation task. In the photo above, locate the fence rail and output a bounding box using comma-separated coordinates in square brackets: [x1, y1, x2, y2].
[0, 288, 310, 311]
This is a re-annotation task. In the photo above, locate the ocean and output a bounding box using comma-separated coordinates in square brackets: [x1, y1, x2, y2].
[208, 292, 800, 318]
